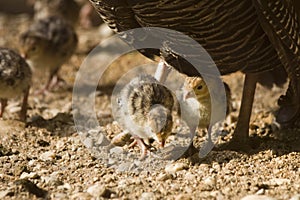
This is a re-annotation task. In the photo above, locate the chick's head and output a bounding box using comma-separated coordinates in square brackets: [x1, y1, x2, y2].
[147, 104, 173, 147]
[184, 77, 210, 101]
[19, 33, 47, 60]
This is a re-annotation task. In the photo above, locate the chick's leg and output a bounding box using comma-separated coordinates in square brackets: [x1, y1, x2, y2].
[131, 137, 148, 159]
[46, 67, 61, 90]
[0, 99, 7, 118]
[20, 87, 30, 122]
[36, 67, 63, 94]
[154, 59, 171, 83]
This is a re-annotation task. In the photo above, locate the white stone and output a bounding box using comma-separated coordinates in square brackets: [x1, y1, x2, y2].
[203, 176, 216, 188]
[156, 173, 173, 181]
[20, 172, 38, 179]
[57, 183, 72, 190]
[55, 140, 65, 150]
[290, 194, 300, 200]
[71, 192, 91, 199]
[140, 192, 155, 200]
[184, 172, 196, 181]
[241, 195, 277, 200]
[256, 189, 265, 195]
[269, 178, 291, 186]
[165, 162, 188, 174]
[83, 138, 93, 148]
[40, 150, 56, 161]
[109, 146, 124, 154]
[0, 190, 10, 198]
[87, 183, 107, 198]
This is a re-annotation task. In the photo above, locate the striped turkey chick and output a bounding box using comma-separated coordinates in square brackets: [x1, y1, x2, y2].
[19, 16, 78, 93]
[117, 74, 175, 158]
[0, 48, 32, 121]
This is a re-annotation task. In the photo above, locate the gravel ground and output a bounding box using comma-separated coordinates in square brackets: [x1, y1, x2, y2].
[0, 11, 300, 200]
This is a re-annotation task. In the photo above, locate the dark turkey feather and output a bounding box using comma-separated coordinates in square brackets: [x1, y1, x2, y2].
[89, 0, 295, 88]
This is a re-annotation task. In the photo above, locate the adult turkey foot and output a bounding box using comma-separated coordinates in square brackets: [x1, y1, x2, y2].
[276, 84, 300, 128]
[218, 73, 258, 152]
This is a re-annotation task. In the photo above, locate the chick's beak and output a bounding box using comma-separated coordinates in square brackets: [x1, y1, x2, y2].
[20, 52, 27, 59]
[183, 90, 193, 100]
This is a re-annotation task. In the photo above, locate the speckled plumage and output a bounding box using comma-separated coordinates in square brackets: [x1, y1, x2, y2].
[117, 74, 175, 156]
[19, 16, 78, 91]
[33, 0, 80, 26]
[0, 48, 32, 121]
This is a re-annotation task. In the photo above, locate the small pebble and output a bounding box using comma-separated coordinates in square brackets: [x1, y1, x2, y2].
[117, 179, 128, 188]
[108, 158, 117, 166]
[71, 192, 91, 199]
[116, 162, 133, 172]
[184, 172, 196, 181]
[40, 151, 56, 161]
[51, 193, 68, 199]
[156, 173, 173, 181]
[55, 140, 65, 150]
[165, 162, 188, 174]
[256, 189, 265, 195]
[87, 183, 111, 198]
[175, 194, 192, 200]
[6, 104, 21, 113]
[0, 190, 10, 198]
[57, 183, 72, 190]
[110, 146, 124, 154]
[202, 176, 216, 191]
[241, 195, 277, 200]
[83, 138, 93, 148]
[210, 191, 225, 200]
[269, 178, 291, 186]
[41, 172, 62, 186]
[290, 194, 300, 200]
[20, 172, 38, 179]
[140, 192, 156, 200]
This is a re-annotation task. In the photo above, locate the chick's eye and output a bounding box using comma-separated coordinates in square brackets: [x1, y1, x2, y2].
[197, 85, 203, 90]
[31, 47, 37, 52]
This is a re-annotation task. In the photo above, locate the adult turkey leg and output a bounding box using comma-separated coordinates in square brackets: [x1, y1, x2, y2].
[223, 73, 258, 151]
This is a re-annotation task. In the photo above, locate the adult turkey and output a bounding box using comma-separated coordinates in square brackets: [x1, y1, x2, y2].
[89, 0, 300, 150]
